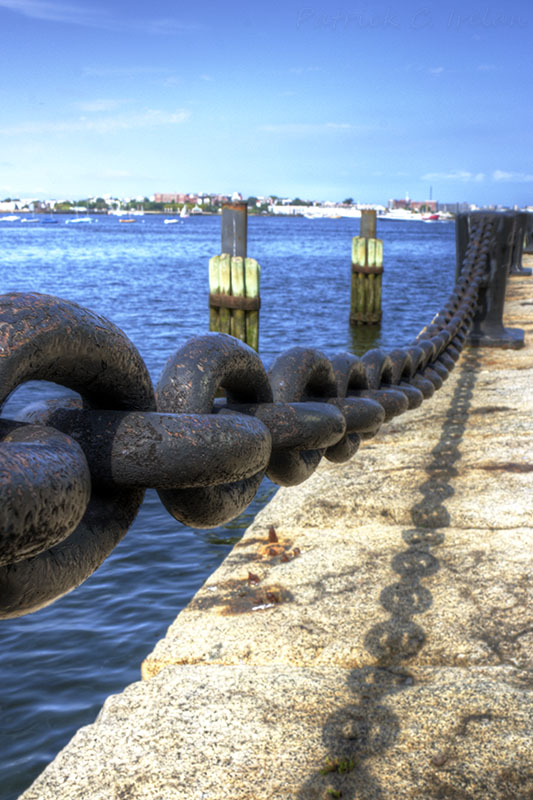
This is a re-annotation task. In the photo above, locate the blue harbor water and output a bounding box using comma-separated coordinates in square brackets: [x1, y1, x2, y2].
[0, 213, 456, 798]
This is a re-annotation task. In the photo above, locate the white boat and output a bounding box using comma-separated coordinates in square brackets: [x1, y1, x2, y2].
[164, 218, 181, 224]
[0, 215, 19, 222]
[109, 207, 143, 216]
[65, 216, 92, 224]
[180, 205, 189, 218]
[380, 209, 422, 221]
[20, 217, 40, 223]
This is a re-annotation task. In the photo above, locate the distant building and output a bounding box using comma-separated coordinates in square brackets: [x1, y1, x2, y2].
[154, 193, 177, 203]
[154, 193, 197, 204]
[411, 200, 437, 213]
[390, 198, 410, 210]
[390, 198, 437, 213]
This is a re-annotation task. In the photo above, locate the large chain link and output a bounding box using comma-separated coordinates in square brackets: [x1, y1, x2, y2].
[0, 217, 494, 617]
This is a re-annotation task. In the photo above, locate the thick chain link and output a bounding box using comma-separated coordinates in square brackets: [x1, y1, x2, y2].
[0, 217, 494, 617]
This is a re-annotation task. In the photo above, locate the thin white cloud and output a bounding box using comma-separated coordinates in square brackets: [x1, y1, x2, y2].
[259, 122, 371, 135]
[493, 170, 533, 183]
[99, 169, 132, 179]
[429, 67, 445, 75]
[83, 66, 169, 78]
[163, 76, 183, 87]
[0, 109, 191, 136]
[75, 99, 125, 113]
[289, 66, 321, 75]
[144, 17, 199, 34]
[423, 169, 533, 184]
[422, 171, 485, 183]
[0, 0, 109, 25]
[477, 64, 497, 72]
[0, 0, 199, 33]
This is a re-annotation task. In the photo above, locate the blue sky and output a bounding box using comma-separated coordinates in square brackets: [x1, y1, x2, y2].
[0, 0, 531, 206]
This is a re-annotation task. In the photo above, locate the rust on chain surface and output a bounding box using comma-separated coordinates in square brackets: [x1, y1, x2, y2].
[209, 292, 261, 311]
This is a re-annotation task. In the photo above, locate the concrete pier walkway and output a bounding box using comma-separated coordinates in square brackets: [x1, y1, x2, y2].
[22, 272, 533, 800]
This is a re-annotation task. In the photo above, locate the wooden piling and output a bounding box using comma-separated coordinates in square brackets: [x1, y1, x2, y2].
[209, 203, 261, 350]
[230, 257, 246, 341]
[244, 257, 260, 352]
[217, 253, 232, 334]
[350, 210, 383, 326]
[208, 256, 220, 333]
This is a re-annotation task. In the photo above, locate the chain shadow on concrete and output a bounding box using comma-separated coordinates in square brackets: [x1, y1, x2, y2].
[296, 348, 482, 799]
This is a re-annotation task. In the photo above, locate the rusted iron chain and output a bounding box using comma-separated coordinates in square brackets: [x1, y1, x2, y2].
[0, 216, 494, 617]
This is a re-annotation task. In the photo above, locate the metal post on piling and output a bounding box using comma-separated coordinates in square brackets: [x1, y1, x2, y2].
[221, 201, 247, 258]
[350, 209, 383, 325]
[208, 201, 261, 351]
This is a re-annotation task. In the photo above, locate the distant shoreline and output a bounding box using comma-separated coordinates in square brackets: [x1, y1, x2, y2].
[1, 210, 456, 221]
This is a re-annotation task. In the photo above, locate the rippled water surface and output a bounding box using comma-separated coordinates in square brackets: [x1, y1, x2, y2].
[0, 214, 456, 798]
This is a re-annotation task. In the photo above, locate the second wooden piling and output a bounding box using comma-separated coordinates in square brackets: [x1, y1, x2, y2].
[350, 210, 383, 325]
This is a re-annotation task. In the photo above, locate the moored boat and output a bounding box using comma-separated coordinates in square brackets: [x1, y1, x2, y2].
[380, 208, 422, 221]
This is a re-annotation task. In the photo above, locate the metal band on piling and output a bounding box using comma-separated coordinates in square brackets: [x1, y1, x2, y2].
[208, 292, 261, 311]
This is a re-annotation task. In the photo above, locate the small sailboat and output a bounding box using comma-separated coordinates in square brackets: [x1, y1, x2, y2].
[180, 204, 190, 219]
